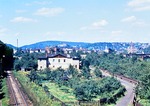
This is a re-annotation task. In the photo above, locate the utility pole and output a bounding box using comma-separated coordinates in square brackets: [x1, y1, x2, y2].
[17, 39, 18, 52]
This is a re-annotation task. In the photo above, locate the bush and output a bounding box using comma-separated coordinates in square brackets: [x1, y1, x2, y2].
[0, 78, 9, 106]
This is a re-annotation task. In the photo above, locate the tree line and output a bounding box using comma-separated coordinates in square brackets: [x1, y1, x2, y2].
[0, 40, 13, 77]
[85, 51, 150, 102]
[27, 65, 125, 104]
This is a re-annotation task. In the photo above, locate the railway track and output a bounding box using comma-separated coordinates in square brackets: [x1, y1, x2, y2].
[100, 69, 142, 106]
[7, 71, 29, 106]
[101, 69, 139, 85]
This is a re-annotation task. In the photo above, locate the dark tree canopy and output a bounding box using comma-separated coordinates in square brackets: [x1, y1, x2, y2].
[0, 41, 13, 77]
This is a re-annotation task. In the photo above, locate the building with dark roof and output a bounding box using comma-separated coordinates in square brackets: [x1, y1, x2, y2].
[38, 53, 79, 70]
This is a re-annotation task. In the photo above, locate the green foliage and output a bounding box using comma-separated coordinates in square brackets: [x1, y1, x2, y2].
[14, 53, 38, 71]
[85, 52, 150, 103]
[73, 77, 123, 101]
[0, 78, 9, 106]
[13, 71, 60, 106]
[27, 67, 124, 104]
[94, 67, 102, 77]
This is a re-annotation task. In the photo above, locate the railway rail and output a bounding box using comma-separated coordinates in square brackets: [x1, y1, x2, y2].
[100, 69, 143, 106]
[7, 71, 29, 106]
[101, 69, 139, 85]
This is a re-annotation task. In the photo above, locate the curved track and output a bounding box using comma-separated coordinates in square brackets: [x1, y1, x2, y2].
[101, 69, 136, 106]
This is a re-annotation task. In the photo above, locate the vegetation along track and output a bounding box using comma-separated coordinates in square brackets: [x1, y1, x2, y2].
[7, 71, 30, 106]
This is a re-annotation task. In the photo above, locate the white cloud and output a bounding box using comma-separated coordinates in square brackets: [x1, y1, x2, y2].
[43, 31, 66, 40]
[92, 20, 108, 27]
[134, 6, 150, 11]
[16, 10, 27, 13]
[80, 19, 108, 30]
[128, 0, 150, 7]
[128, 0, 150, 11]
[56, 32, 66, 35]
[25, 1, 52, 6]
[35, 7, 64, 17]
[45, 31, 65, 36]
[111, 30, 122, 35]
[14, 32, 21, 37]
[34, 1, 52, 5]
[133, 21, 147, 27]
[0, 27, 7, 33]
[121, 16, 137, 22]
[10, 17, 37, 23]
[121, 16, 147, 27]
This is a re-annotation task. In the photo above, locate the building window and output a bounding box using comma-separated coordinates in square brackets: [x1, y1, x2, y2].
[64, 59, 66, 62]
[75, 65, 77, 68]
[58, 59, 60, 62]
[53, 59, 55, 62]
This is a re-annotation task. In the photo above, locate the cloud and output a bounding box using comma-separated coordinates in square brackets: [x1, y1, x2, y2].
[10, 17, 37, 23]
[134, 6, 150, 11]
[92, 20, 108, 27]
[111, 30, 122, 35]
[43, 31, 66, 40]
[34, 1, 52, 5]
[121, 16, 147, 27]
[14, 32, 21, 37]
[128, 0, 150, 11]
[121, 16, 137, 22]
[16, 10, 27, 13]
[45, 31, 65, 36]
[35, 7, 64, 17]
[80, 20, 108, 30]
[0, 27, 7, 33]
[25, 1, 52, 6]
[133, 21, 147, 27]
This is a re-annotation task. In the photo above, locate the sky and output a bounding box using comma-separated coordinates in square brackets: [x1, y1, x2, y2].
[0, 0, 150, 47]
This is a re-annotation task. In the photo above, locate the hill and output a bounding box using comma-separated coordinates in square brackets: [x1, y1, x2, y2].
[7, 40, 150, 52]
[6, 44, 17, 49]
[20, 41, 90, 49]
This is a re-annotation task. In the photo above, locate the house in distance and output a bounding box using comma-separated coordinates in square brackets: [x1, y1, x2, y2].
[38, 53, 80, 70]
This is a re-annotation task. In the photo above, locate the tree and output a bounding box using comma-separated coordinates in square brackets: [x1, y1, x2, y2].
[81, 59, 90, 68]
[28, 70, 38, 82]
[94, 67, 102, 78]
[0, 41, 13, 77]
[14, 52, 38, 70]
[67, 65, 78, 77]
[82, 66, 91, 79]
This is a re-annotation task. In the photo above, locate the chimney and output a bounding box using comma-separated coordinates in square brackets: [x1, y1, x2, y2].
[46, 53, 48, 58]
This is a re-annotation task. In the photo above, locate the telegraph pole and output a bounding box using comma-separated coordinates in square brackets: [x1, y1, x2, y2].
[17, 39, 18, 52]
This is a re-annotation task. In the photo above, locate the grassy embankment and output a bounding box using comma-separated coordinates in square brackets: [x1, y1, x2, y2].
[13, 71, 60, 106]
[0, 78, 9, 106]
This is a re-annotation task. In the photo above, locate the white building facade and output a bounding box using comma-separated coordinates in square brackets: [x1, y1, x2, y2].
[38, 54, 79, 70]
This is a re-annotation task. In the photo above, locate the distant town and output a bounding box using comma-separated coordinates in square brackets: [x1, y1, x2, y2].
[8, 40, 150, 55]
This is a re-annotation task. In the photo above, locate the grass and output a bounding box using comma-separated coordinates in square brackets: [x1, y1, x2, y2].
[13, 71, 61, 106]
[0, 78, 9, 106]
[42, 82, 78, 102]
[140, 99, 150, 106]
[14, 70, 126, 106]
